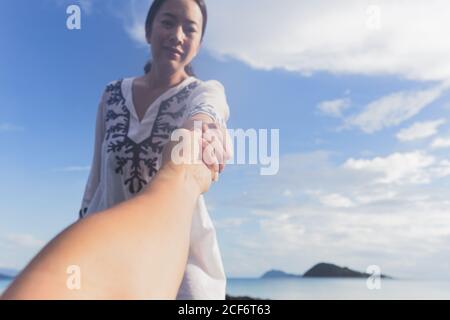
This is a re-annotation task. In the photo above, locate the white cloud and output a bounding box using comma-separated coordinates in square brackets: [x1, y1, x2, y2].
[217, 151, 450, 278]
[318, 193, 355, 208]
[2, 234, 45, 249]
[247, 201, 450, 277]
[306, 190, 355, 208]
[122, 0, 149, 47]
[431, 136, 450, 149]
[215, 217, 249, 230]
[353, 189, 398, 205]
[283, 189, 293, 197]
[317, 98, 351, 118]
[54, 166, 91, 172]
[430, 160, 450, 178]
[344, 84, 447, 133]
[343, 151, 436, 185]
[202, 0, 450, 82]
[78, 0, 93, 14]
[117, 0, 151, 48]
[396, 119, 447, 142]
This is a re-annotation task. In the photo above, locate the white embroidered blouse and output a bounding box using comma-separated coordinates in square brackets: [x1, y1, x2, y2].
[79, 76, 230, 299]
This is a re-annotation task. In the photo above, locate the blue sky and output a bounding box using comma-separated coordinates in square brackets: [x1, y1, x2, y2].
[1, 0, 450, 280]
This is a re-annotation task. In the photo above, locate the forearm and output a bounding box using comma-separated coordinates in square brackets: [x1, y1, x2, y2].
[2, 165, 200, 300]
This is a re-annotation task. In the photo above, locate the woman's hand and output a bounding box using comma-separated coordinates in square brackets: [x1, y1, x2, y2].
[200, 122, 233, 180]
[161, 128, 217, 194]
[181, 114, 233, 182]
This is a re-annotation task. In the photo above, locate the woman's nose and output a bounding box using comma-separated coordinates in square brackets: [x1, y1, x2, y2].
[170, 25, 185, 45]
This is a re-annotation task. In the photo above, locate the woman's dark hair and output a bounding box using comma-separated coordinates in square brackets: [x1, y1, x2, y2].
[143, 0, 208, 76]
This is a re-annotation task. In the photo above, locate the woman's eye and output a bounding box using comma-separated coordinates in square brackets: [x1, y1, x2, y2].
[185, 27, 197, 34]
[162, 20, 173, 27]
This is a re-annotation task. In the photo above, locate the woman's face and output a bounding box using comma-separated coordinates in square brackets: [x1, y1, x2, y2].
[147, 0, 203, 76]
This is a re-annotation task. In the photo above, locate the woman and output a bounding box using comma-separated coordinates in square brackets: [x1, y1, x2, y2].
[78, 0, 231, 300]
[2, 129, 220, 299]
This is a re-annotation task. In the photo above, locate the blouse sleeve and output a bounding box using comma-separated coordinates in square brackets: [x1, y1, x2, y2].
[187, 80, 230, 127]
[78, 88, 107, 219]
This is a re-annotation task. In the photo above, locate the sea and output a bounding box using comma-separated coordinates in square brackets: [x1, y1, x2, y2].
[1, 277, 450, 300]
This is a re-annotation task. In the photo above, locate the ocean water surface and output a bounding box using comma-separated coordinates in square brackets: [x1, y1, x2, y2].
[2, 278, 449, 299]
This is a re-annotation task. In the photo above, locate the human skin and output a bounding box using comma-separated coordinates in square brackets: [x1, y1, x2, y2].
[1, 129, 216, 300]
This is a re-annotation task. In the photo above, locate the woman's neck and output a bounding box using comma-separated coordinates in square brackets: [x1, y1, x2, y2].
[144, 65, 189, 90]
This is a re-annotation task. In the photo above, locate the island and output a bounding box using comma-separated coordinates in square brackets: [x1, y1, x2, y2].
[261, 262, 393, 279]
[261, 269, 300, 279]
[0, 273, 14, 280]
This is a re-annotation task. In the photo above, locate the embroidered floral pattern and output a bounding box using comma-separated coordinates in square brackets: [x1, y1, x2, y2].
[104, 80, 200, 194]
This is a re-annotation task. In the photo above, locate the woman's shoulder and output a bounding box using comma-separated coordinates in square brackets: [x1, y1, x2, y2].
[99, 77, 135, 101]
[103, 77, 133, 91]
[93, 78, 131, 110]
[192, 78, 226, 95]
[97, 78, 123, 98]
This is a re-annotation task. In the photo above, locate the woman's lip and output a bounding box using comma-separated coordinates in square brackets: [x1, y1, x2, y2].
[164, 47, 183, 56]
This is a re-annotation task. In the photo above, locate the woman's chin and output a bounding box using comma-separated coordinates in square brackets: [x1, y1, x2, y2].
[158, 61, 185, 74]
